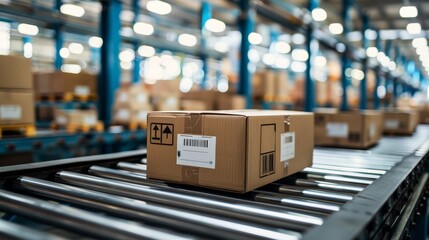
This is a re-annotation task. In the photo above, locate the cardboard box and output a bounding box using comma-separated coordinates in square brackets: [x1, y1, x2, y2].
[383, 110, 419, 135]
[36, 105, 54, 122]
[114, 85, 150, 110]
[33, 72, 52, 94]
[217, 94, 246, 110]
[180, 100, 207, 111]
[147, 110, 314, 192]
[314, 109, 383, 149]
[151, 79, 180, 97]
[113, 108, 152, 125]
[252, 71, 276, 100]
[181, 90, 218, 110]
[0, 55, 32, 90]
[35, 72, 97, 95]
[156, 96, 180, 111]
[54, 109, 98, 127]
[0, 91, 34, 125]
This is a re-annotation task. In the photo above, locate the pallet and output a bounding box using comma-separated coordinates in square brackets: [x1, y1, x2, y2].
[0, 124, 36, 139]
[112, 121, 147, 131]
[35, 93, 97, 102]
[51, 121, 104, 134]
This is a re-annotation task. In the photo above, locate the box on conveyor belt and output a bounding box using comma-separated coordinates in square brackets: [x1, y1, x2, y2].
[54, 109, 98, 127]
[147, 110, 314, 193]
[417, 107, 429, 124]
[382, 109, 419, 135]
[314, 109, 383, 149]
[0, 55, 32, 90]
[34, 71, 97, 96]
[0, 91, 35, 125]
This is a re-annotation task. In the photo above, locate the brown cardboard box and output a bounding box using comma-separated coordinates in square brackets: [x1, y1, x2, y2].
[35, 72, 98, 95]
[314, 109, 383, 149]
[147, 110, 314, 192]
[217, 94, 246, 110]
[36, 105, 54, 121]
[419, 109, 429, 124]
[383, 110, 419, 135]
[156, 96, 180, 111]
[252, 71, 276, 100]
[0, 55, 32, 90]
[181, 90, 218, 110]
[33, 72, 52, 94]
[0, 91, 34, 125]
[275, 71, 290, 102]
[54, 109, 98, 127]
[151, 79, 181, 97]
[180, 100, 207, 111]
[113, 107, 152, 125]
[114, 85, 150, 110]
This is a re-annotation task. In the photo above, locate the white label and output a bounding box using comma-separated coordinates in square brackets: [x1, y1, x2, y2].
[118, 92, 129, 102]
[326, 122, 348, 138]
[0, 105, 21, 119]
[177, 134, 216, 169]
[280, 132, 295, 162]
[75, 85, 90, 96]
[56, 116, 67, 125]
[116, 109, 130, 120]
[83, 115, 97, 125]
[369, 122, 377, 138]
[137, 111, 147, 121]
[385, 119, 399, 129]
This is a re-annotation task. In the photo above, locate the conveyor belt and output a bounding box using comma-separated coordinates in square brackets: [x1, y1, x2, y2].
[0, 125, 427, 239]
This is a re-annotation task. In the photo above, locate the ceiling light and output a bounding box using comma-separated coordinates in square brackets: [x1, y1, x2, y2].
[146, 0, 172, 15]
[275, 41, 291, 54]
[68, 42, 84, 54]
[329, 23, 343, 35]
[138, 45, 156, 57]
[311, 8, 327, 22]
[23, 42, 32, 58]
[214, 42, 229, 53]
[61, 64, 81, 74]
[120, 61, 132, 70]
[292, 33, 305, 45]
[205, 18, 226, 33]
[133, 22, 154, 36]
[412, 38, 427, 48]
[248, 32, 262, 45]
[291, 61, 307, 73]
[59, 48, 70, 58]
[275, 55, 290, 69]
[351, 69, 364, 80]
[406, 23, 421, 35]
[416, 46, 429, 55]
[366, 47, 378, 58]
[364, 29, 377, 40]
[262, 53, 275, 65]
[291, 49, 309, 62]
[248, 49, 260, 63]
[88, 36, 103, 48]
[60, 4, 85, 17]
[399, 6, 418, 18]
[120, 10, 134, 22]
[17, 23, 38, 36]
[376, 52, 386, 62]
[388, 61, 396, 71]
[119, 49, 135, 62]
[178, 33, 197, 47]
[314, 56, 327, 67]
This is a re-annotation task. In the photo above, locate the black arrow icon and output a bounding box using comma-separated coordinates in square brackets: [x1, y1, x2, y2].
[163, 126, 172, 139]
[152, 125, 160, 140]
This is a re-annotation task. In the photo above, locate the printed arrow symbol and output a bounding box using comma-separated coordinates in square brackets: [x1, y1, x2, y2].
[163, 126, 172, 139]
[152, 125, 160, 140]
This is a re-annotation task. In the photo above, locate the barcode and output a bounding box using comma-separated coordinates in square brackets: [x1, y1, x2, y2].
[183, 138, 209, 148]
[260, 153, 275, 177]
[283, 136, 293, 144]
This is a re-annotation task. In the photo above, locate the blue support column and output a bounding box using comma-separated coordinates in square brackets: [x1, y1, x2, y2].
[99, 0, 121, 125]
[340, 0, 352, 111]
[384, 40, 392, 107]
[360, 15, 369, 110]
[392, 46, 400, 107]
[200, 1, 212, 89]
[132, 0, 140, 83]
[305, 0, 319, 112]
[373, 29, 381, 109]
[54, 0, 63, 70]
[238, 0, 254, 108]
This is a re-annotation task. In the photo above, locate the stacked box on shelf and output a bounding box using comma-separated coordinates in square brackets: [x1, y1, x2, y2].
[53, 109, 103, 133]
[314, 108, 383, 149]
[151, 79, 181, 111]
[382, 109, 419, 135]
[112, 83, 152, 129]
[181, 90, 246, 110]
[0, 55, 35, 137]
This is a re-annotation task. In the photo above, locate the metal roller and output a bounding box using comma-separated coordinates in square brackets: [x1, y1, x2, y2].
[311, 159, 392, 171]
[117, 162, 147, 173]
[276, 186, 354, 203]
[273, 179, 364, 193]
[0, 189, 191, 240]
[15, 177, 301, 240]
[141, 158, 147, 164]
[308, 164, 386, 175]
[0, 218, 66, 240]
[56, 171, 324, 231]
[303, 167, 380, 180]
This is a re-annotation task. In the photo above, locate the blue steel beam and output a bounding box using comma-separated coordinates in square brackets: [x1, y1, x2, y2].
[384, 40, 392, 107]
[54, 0, 63, 70]
[392, 46, 400, 107]
[200, 1, 212, 89]
[360, 15, 369, 110]
[238, 0, 254, 109]
[305, 0, 319, 112]
[340, 0, 352, 111]
[373, 29, 381, 109]
[99, 0, 121, 125]
[132, 0, 140, 83]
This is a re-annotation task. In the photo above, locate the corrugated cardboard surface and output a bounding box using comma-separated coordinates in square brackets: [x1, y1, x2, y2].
[54, 109, 98, 126]
[0, 91, 34, 125]
[418, 108, 429, 124]
[147, 110, 313, 192]
[0, 55, 32, 90]
[314, 110, 383, 149]
[383, 110, 419, 134]
[37, 72, 97, 94]
[33, 72, 52, 94]
[217, 94, 246, 110]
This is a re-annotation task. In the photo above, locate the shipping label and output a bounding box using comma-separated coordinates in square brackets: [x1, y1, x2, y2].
[280, 132, 295, 162]
[177, 134, 216, 169]
[0, 105, 21, 119]
[326, 122, 348, 138]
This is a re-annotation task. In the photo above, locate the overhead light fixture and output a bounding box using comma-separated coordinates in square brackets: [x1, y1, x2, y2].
[61, 64, 81, 74]
[291, 61, 307, 73]
[23, 42, 32, 58]
[178, 33, 197, 47]
[248, 49, 260, 63]
[311, 8, 327, 22]
[329, 23, 343, 35]
[364, 29, 377, 40]
[214, 42, 229, 53]
[248, 32, 262, 45]
[366, 47, 378, 58]
[416, 46, 429, 55]
[146, 0, 172, 15]
[59, 48, 70, 58]
[120, 61, 132, 70]
[291, 49, 309, 62]
[388, 61, 396, 71]
[138, 45, 156, 57]
[406, 23, 421, 35]
[17, 23, 39, 36]
[314, 56, 327, 67]
[412, 37, 427, 48]
[262, 53, 275, 65]
[119, 49, 135, 62]
[399, 6, 418, 18]
[351, 69, 364, 80]
[275, 41, 291, 54]
[205, 18, 226, 33]
[275, 55, 290, 69]
[68, 42, 84, 54]
[133, 22, 154, 36]
[292, 33, 305, 45]
[60, 4, 85, 17]
[88, 36, 103, 48]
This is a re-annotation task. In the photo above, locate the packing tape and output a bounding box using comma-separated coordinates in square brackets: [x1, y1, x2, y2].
[182, 113, 202, 185]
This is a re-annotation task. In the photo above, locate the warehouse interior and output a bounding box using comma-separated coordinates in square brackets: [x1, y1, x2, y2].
[0, 0, 429, 239]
